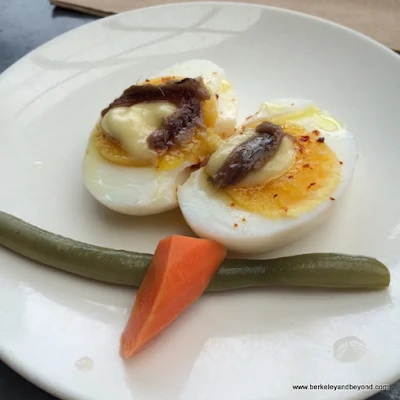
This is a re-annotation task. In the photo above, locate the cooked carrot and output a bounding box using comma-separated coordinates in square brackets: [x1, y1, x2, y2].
[120, 235, 226, 358]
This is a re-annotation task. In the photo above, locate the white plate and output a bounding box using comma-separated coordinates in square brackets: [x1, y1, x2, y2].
[1, 2, 400, 400]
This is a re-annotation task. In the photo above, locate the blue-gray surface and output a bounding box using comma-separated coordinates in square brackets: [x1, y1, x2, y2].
[0, 0, 399, 399]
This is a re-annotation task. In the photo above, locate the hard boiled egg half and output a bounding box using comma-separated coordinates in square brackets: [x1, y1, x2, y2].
[83, 60, 238, 215]
[177, 99, 357, 253]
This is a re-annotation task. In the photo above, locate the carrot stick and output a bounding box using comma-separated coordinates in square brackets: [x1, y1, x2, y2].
[120, 235, 226, 358]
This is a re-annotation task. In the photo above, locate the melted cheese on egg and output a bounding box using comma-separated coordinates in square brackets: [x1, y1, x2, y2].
[95, 76, 220, 172]
[206, 129, 295, 187]
[101, 101, 177, 164]
[225, 122, 340, 218]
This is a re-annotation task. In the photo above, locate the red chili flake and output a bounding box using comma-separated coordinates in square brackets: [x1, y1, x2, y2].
[317, 137, 325, 143]
[307, 182, 316, 189]
[162, 77, 168, 83]
[339, 161, 344, 165]
[303, 163, 310, 168]
[288, 175, 294, 179]
[282, 206, 288, 212]
[298, 145, 304, 153]
[145, 79, 150, 83]
[216, 94, 219, 99]
[242, 218, 246, 222]
[312, 130, 320, 136]
[245, 115, 252, 120]
[300, 135, 309, 142]
[231, 203, 235, 207]
[234, 223, 238, 228]
[330, 197, 336, 201]
[273, 194, 278, 198]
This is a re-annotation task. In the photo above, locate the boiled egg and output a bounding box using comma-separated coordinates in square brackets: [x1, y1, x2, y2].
[157, 59, 238, 139]
[83, 60, 237, 216]
[177, 99, 357, 253]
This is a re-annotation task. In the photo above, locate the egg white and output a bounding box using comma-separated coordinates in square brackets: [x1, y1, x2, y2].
[177, 99, 358, 254]
[83, 59, 237, 216]
[83, 135, 191, 215]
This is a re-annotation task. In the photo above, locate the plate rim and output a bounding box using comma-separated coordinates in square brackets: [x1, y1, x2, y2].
[0, 1, 399, 83]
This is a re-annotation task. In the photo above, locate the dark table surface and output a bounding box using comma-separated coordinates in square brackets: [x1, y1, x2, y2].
[0, 0, 399, 399]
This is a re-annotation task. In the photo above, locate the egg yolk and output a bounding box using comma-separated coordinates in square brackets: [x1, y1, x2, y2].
[225, 123, 341, 218]
[95, 76, 219, 171]
[94, 126, 149, 166]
